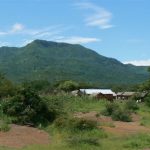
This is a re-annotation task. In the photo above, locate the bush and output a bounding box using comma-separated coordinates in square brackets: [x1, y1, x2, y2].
[102, 102, 119, 116]
[0, 74, 16, 98]
[112, 109, 132, 122]
[57, 80, 79, 92]
[71, 118, 97, 131]
[144, 94, 150, 107]
[54, 116, 68, 129]
[102, 102, 132, 122]
[125, 100, 139, 112]
[55, 117, 97, 131]
[0, 122, 10, 132]
[2, 86, 54, 126]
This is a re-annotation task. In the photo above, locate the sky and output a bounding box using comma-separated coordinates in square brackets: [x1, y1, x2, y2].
[0, 0, 150, 66]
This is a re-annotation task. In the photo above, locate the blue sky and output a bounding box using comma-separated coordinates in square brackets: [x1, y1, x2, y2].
[0, 0, 150, 66]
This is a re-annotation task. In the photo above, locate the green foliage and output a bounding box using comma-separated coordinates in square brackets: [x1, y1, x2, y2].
[102, 102, 132, 122]
[144, 94, 150, 107]
[111, 108, 132, 122]
[102, 102, 119, 116]
[57, 80, 79, 92]
[22, 80, 51, 93]
[44, 94, 65, 118]
[148, 67, 150, 73]
[67, 136, 100, 146]
[0, 40, 148, 86]
[139, 80, 150, 92]
[69, 118, 97, 131]
[0, 122, 10, 132]
[2, 86, 53, 126]
[55, 117, 97, 131]
[0, 74, 16, 98]
[125, 100, 139, 112]
[124, 133, 150, 149]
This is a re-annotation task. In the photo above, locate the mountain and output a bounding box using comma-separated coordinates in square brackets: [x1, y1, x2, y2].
[0, 39, 149, 85]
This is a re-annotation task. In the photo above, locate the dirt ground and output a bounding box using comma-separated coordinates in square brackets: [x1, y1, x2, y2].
[74, 111, 150, 135]
[0, 124, 50, 148]
[0, 111, 150, 148]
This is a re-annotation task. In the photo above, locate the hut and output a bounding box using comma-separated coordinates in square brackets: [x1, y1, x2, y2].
[80, 89, 116, 100]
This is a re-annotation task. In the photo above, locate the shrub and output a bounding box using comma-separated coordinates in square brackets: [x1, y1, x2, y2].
[55, 117, 97, 131]
[102, 102, 119, 116]
[45, 95, 65, 119]
[112, 108, 132, 122]
[0, 74, 16, 98]
[54, 116, 68, 129]
[102, 102, 132, 122]
[2, 86, 54, 126]
[57, 80, 79, 92]
[144, 94, 150, 107]
[125, 100, 139, 112]
[71, 118, 97, 131]
[0, 122, 10, 132]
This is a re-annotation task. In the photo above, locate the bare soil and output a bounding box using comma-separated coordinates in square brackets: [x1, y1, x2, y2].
[74, 111, 150, 135]
[0, 124, 50, 148]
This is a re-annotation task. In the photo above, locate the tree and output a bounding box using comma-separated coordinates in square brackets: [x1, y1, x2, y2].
[22, 80, 51, 93]
[148, 67, 150, 73]
[138, 67, 150, 105]
[58, 80, 79, 92]
[2, 86, 52, 126]
[0, 74, 15, 98]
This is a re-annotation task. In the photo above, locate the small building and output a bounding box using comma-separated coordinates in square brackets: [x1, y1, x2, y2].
[117, 92, 135, 100]
[80, 89, 116, 100]
[71, 90, 82, 96]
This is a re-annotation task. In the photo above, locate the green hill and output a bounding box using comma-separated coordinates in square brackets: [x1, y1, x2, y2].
[0, 39, 148, 85]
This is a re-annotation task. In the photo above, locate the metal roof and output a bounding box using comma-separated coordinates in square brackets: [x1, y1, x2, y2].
[80, 89, 116, 96]
[117, 92, 135, 96]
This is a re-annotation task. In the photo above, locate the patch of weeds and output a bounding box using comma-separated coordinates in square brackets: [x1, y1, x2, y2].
[123, 133, 150, 149]
[102, 102, 132, 122]
[112, 109, 132, 122]
[140, 116, 150, 127]
[55, 117, 98, 132]
[125, 100, 139, 112]
[95, 113, 100, 118]
[101, 102, 119, 116]
[100, 122, 115, 128]
[67, 136, 100, 146]
[0, 122, 10, 132]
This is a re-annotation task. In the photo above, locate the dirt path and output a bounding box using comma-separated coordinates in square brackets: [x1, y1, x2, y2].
[0, 124, 50, 148]
[74, 111, 150, 135]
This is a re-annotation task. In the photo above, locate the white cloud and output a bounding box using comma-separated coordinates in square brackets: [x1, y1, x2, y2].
[0, 23, 62, 37]
[123, 60, 150, 66]
[11, 23, 24, 33]
[54, 36, 101, 44]
[0, 23, 101, 46]
[0, 31, 7, 36]
[76, 2, 114, 29]
[0, 41, 10, 46]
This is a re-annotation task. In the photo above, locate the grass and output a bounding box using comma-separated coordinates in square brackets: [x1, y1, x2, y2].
[136, 103, 150, 127]
[0, 122, 10, 132]
[99, 121, 115, 128]
[0, 94, 150, 150]
[45, 94, 107, 113]
[11, 132, 150, 150]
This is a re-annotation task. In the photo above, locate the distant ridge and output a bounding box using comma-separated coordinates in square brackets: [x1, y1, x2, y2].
[0, 39, 148, 85]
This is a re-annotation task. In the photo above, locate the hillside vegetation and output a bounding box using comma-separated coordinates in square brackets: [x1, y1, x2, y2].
[0, 73, 150, 150]
[0, 40, 148, 86]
